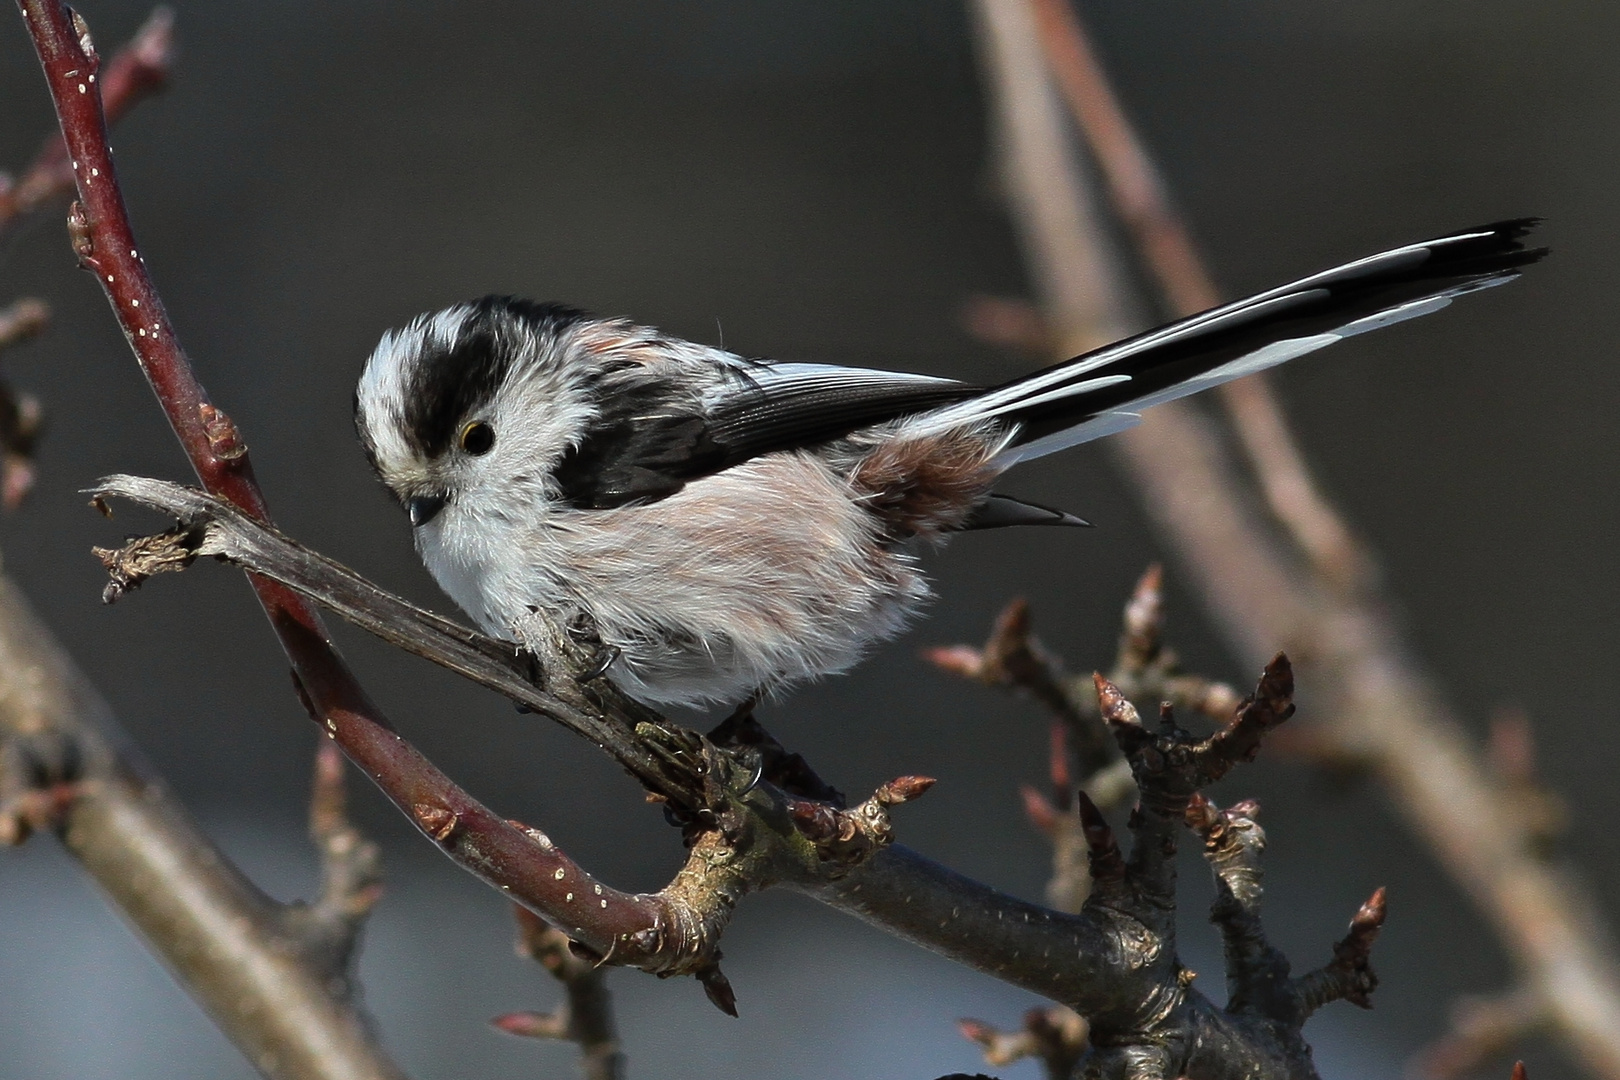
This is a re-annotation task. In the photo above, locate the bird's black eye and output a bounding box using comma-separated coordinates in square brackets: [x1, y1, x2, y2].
[460, 421, 495, 455]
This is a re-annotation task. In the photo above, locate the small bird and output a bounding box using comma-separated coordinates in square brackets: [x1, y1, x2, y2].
[356, 220, 1542, 709]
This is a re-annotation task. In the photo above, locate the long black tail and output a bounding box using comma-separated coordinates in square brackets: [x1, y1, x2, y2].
[915, 219, 1545, 465]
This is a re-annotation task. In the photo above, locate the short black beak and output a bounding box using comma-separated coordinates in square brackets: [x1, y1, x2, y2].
[408, 494, 447, 528]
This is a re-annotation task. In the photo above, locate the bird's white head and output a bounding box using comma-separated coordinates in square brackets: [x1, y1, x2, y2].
[354, 297, 601, 529]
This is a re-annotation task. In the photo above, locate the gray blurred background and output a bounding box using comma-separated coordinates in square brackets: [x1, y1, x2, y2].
[0, 2, 1613, 1077]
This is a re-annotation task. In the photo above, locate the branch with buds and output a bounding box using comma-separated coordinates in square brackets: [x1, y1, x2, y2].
[969, 0, 1620, 1073]
[83, 475, 1387, 1076]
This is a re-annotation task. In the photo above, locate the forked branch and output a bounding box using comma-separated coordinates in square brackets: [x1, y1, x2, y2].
[972, 0, 1620, 1072]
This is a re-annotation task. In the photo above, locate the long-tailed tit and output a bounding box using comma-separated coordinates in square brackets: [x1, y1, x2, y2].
[355, 220, 1542, 708]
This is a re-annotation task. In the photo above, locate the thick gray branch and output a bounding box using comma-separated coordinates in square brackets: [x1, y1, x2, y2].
[0, 568, 404, 1080]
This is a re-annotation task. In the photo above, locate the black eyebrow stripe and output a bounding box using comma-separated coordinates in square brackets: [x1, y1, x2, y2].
[401, 297, 590, 458]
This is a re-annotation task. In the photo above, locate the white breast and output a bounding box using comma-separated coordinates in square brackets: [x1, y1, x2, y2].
[419, 451, 931, 709]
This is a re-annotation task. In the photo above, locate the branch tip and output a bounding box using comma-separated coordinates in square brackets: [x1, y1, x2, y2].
[1121, 562, 1164, 665]
[490, 1010, 567, 1040]
[0, 298, 50, 350]
[1092, 673, 1134, 726]
[919, 644, 986, 679]
[91, 522, 202, 603]
[1021, 784, 1058, 834]
[1075, 789, 1125, 884]
[697, 963, 738, 1017]
[875, 774, 936, 806]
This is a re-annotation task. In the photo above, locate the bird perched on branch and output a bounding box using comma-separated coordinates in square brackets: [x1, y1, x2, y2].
[355, 220, 1542, 708]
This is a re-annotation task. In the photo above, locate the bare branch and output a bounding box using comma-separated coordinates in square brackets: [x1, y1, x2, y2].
[0, 297, 49, 509]
[0, 568, 405, 1080]
[279, 742, 385, 1001]
[1295, 888, 1388, 1015]
[1411, 989, 1550, 1080]
[0, 297, 49, 350]
[496, 906, 624, 1080]
[921, 595, 1115, 776]
[0, 6, 172, 241]
[975, 0, 1620, 1071]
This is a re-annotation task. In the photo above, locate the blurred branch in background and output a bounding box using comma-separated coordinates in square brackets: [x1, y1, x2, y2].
[0, 564, 403, 1080]
[494, 906, 625, 1080]
[0, 6, 172, 243]
[0, 296, 48, 508]
[967, 0, 1620, 1074]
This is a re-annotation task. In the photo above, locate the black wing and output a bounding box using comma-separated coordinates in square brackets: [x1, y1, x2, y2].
[551, 361, 979, 509]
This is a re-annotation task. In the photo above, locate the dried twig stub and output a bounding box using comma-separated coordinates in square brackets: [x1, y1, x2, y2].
[91, 522, 202, 603]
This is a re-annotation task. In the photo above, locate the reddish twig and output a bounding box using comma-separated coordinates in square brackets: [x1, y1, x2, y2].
[922, 596, 1114, 776]
[0, 6, 172, 241]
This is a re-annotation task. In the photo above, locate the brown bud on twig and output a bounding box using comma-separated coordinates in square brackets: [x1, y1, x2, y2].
[697, 962, 737, 1017]
[1336, 887, 1387, 1009]
[1075, 790, 1125, 887]
[919, 643, 987, 679]
[66, 200, 94, 263]
[490, 1010, 568, 1040]
[1296, 886, 1387, 1016]
[199, 402, 247, 461]
[410, 801, 459, 844]
[1092, 673, 1141, 728]
[873, 775, 936, 806]
[958, 1005, 1088, 1076]
[789, 775, 934, 867]
[1021, 784, 1059, 835]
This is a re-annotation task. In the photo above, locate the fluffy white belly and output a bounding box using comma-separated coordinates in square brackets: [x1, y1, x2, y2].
[418, 452, 930, 708]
